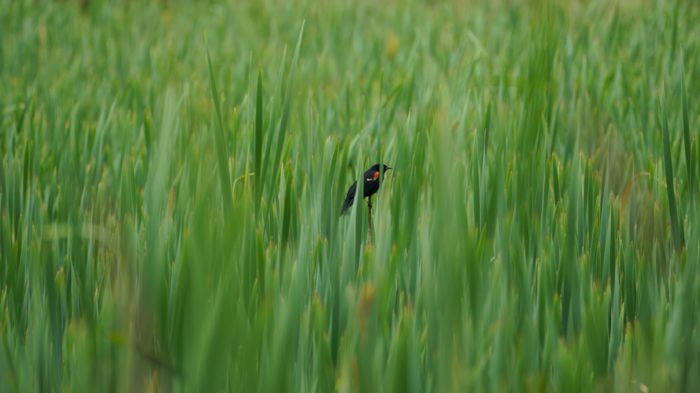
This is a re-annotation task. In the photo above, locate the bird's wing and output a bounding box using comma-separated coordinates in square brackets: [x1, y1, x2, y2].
[341, 181, 357, 215]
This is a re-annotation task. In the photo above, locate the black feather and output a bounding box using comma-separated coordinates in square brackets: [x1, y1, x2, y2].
[340, 181, 357, 215]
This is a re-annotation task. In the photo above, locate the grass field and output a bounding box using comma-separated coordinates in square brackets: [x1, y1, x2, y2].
[1, 0, 699, 391]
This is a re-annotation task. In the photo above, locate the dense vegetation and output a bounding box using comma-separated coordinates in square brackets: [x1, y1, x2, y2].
[1, 0, 699, 391]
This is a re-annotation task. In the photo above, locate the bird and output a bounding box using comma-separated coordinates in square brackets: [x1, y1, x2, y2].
[341, 163, 392, 215]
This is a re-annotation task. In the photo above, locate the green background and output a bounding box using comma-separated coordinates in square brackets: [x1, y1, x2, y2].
[1, 0, 699, 391]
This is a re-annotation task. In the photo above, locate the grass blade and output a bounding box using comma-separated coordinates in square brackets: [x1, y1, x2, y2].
[207, 49, 234, 214]
[660, 100, 685, 250]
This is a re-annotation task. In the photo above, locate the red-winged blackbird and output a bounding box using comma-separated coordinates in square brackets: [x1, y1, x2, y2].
[341, 163, 392, 215]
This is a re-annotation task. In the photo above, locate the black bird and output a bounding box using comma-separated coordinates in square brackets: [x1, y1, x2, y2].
[341, 163, 392, 215]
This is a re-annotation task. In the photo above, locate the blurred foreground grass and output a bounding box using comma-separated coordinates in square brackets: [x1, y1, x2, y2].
[1, 0, 700, 391]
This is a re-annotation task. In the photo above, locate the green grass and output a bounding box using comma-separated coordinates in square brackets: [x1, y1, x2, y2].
[1, 0, 700, 391]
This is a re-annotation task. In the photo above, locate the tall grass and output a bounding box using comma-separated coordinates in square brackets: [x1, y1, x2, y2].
[1, 0, 699, 391]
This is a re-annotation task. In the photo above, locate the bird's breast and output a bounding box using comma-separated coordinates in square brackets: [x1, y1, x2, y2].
[363, 179, 380, 197]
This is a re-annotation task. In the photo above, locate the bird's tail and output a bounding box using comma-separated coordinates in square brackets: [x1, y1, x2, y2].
[340, 197, 353, 215]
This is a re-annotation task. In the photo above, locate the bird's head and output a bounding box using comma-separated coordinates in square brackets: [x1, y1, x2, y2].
[370, 163, 392, 172]
[368, 163, 392, 180]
